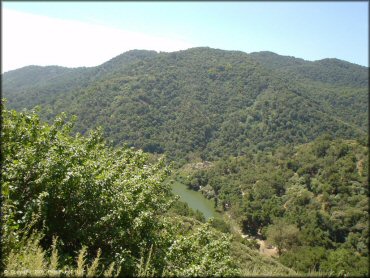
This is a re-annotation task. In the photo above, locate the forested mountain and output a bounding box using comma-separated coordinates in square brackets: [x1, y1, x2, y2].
[3, 50, 157, 110]
[3, 47, 368, 163]
[2, 47, 368, 276]
[250, 51, 368, 87]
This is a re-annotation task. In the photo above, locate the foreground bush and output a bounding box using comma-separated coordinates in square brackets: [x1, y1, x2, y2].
[1, 104, 238, 276]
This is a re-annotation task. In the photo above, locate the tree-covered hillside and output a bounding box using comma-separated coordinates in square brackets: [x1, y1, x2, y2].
[3, 48, 368, 163]
[2, 50, 157, 111]
[2, 47, 368, 276]
[250, 51, 368, 87]
[181, 135, 368, 275]
[2, 106, 298, 276]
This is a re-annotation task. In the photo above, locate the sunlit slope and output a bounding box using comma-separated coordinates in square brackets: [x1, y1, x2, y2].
[3, 47, 368, 161]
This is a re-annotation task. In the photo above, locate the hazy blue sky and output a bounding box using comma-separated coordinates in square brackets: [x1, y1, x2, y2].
[3, 1, 368, 72]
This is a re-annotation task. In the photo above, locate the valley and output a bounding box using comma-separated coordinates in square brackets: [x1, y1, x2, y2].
[2, 47, 368, 276]
[171, 181, 218, 220]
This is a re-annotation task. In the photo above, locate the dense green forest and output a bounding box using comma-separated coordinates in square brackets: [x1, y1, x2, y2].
[2, 47, 369, 276]
[1, 106, 296, 276]
[180, 135, 368, 275]
[3, 48, 367, 163]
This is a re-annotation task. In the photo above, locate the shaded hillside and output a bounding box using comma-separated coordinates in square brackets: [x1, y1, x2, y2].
[3, 47, 368, 162]
[3, 50, 158, 110]
[3, 65, 74, 90]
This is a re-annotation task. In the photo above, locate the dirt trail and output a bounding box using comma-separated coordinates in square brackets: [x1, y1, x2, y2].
[255, 239, 278, 257]
[357, 159, 364, 176]
[225, 212, 278, 257]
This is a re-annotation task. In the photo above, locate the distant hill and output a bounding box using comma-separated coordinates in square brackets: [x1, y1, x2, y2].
[3, 47, 368, 162]
[250, 51, 368, 87]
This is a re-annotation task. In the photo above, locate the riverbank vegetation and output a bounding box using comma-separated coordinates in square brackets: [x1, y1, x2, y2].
[2, 106, 301, 276]
[182, 135, 368, 275]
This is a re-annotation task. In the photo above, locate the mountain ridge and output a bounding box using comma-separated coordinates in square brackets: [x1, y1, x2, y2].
[2, 47, 368, 276]
[5, 47, 367, 74]
[3, 47, 368, 162]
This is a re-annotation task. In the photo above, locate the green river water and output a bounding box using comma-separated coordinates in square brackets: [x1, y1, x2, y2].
[171, 182, 219, 220]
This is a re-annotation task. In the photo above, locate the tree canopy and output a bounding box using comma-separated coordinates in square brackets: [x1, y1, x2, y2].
[1, 105, 239, 276]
